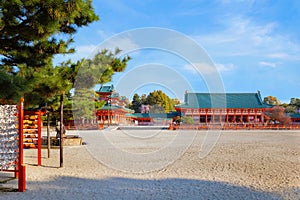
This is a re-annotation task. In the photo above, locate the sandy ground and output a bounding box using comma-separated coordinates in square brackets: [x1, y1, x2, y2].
[0, 129, 299, 199]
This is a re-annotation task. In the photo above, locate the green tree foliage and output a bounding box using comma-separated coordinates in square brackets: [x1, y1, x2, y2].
[141, 94, 147, 104]
[23, 62, 77, 107]
[0, 0, 99, 69]
[45, 93, 73, 122]
[130, 90, 175, 113]
[74, 49, 130, 89]
[281, 98, 300, 114]
[145, 90, 175, 113]
[283, 104, 297, 113]
[72, 89, 96, 122]
[289, 98, 300, 112]
[149, 104, 165, 114]
[263, 96, 280, 105]
[72, 50, 130, 123]
[130, 93, 141, 113]
[0, 0, 99, 104]
[0, 68, 28, 103]
[21, 60, 80, 127]
[290, 98, 300, 105]
[181, 116, 194, 125]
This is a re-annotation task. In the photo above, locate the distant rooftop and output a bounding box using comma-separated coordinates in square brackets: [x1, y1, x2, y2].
[99, 105, 133, 113]
[98, 85, 114, 93]
[290, 113, 300, 119]
[176, 92, 273, 109]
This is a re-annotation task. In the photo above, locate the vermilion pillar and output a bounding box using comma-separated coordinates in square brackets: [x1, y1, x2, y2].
[18, 98, 26, 192]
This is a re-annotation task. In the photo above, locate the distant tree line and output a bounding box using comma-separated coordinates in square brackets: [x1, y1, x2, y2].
[281, 98, 300, 114]
[263, 96, 300, 114]
[130, 90, 179, 114]
[263, 96, 300, 125]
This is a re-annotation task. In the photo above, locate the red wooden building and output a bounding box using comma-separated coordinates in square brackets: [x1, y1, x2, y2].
[96, 85, 133, 125]
[175, 91, 273, 124]
[291, 113, 300, 124]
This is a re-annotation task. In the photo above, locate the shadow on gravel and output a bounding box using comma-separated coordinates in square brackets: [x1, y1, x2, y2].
[1, 176, 292, 200]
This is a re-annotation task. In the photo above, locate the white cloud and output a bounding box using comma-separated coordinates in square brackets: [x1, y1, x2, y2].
[96, 36, 140, 56]
[53, 44, 98, 64]
[215, 63, 237, 72]
[219, 0, 252, 3]
[183, 63, 197, 74]
[97, 30, 110, 40]
[183, 63, 220, 74]
[184, 62, 236, 74]
[76, 45, 98, 57]
[194, 16, 300, 61]
[266, 53, 295, 60]
[259, 61, 277, 68]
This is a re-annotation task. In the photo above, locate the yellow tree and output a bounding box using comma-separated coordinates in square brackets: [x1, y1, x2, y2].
[263, 96, 281, 105]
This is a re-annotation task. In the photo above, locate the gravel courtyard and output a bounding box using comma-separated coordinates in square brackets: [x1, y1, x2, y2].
[1, 129, 299, 199]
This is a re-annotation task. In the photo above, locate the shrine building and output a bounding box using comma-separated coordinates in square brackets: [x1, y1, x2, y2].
[96, 85, 133, 125]
[290, 113, 300, 124]
[175, 91, 273, 124]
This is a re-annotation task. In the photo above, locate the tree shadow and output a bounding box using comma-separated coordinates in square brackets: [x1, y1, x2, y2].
[0, 176, 290, 199]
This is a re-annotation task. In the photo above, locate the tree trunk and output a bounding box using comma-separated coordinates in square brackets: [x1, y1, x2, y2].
[47, 112, 50, 158]
[60, 94, 64, 167]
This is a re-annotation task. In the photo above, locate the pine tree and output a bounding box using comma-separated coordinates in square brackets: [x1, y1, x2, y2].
[0, 0, 99, 103]
[0, 0, 99, 69]
[130, 93, 141, 113]
[73, 50, 130, 123]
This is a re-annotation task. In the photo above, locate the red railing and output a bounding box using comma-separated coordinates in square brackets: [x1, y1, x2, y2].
[170, 123, 300, 130]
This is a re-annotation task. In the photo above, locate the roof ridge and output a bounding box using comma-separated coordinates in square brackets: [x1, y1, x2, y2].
[179, 92, 272, 109]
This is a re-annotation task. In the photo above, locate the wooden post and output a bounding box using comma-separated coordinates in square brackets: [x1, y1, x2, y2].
[37, 111, 41, 166]
[60, 94, 64, 168]
[47, 112, 50, 158]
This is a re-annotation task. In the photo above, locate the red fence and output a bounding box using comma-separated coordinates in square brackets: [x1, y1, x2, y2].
[170, 123, 300, 130]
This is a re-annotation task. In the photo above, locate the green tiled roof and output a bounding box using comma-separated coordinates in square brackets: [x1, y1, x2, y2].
[99, 105, 134, 113]
[99, 105, 119, 110]
[120, 96, 127, 101]
[290, 113, 300, 118]
[177, 93, 273, 109]
[110, 92, 119, 98]
[98, 85, 114, 93]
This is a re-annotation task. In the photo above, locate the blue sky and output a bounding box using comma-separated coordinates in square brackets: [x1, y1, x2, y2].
[56, 0, 300, 103]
